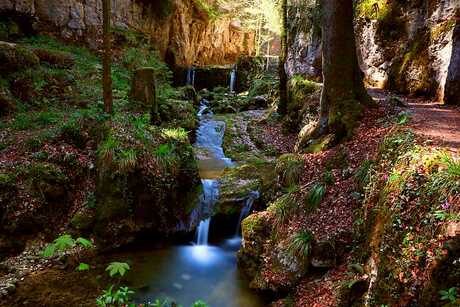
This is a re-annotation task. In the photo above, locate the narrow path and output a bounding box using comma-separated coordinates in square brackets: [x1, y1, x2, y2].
[409, 102, 460, 152]
[369, 88, 460, 153]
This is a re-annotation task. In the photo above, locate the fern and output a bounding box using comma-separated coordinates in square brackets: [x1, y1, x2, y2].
[106, 262, 130, 278]
[54, 234, 75, 252]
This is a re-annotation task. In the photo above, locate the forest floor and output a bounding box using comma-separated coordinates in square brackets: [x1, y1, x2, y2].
[274, 89, 460, 306]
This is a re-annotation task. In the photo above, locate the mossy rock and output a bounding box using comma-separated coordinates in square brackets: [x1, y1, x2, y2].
[32, 48, 75, 68]
[70, 208, 96, 233]
[216, 164, 262, 214]
[0, 41, 39, 74]
[284, 76, 321, 132]
[238, 211, 274, 278]
[24, 162, 68, 201]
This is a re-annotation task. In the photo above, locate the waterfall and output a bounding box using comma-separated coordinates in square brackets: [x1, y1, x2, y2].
[196, 218, 210, 245]
[195, 179, 219, 246]
[235, 191, 260, 236]
[186, 67, 196, 87]
[229, 65, 237, 93]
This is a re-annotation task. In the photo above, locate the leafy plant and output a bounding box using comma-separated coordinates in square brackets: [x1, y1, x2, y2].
[439, 287, 458, 303]
[287, 230, 313, 260]
[355, 160, 373, 186]
[105, 262, 130, 278]
[42, 234, 92, 258]
[305, 183, 326, 209]
[76, 263, 90, 271]
[96, 285, 135, 307]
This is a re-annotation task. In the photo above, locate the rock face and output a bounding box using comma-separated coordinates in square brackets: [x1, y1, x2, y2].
[444, 17, 460, 105]
[287, 0, 460, 102]
[0, 0, 254, 67]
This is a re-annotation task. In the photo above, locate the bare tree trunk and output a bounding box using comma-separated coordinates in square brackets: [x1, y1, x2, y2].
[295, 0, 372, 152]
[103, 0, 113, 114]
[278, 0, 288, 116]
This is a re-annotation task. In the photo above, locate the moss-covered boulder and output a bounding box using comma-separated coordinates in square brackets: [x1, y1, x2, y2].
[0, 41, 39, 74]
[94, 119, 200, 248]
[238, 212, 274, 279]
[32, 48, 75, 68]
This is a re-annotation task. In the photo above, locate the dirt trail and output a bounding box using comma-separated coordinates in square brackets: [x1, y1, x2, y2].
[409, 102, 460, 152]
[369, 89, 460, 153]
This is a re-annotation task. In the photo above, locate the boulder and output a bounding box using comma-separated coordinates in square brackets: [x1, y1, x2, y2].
[32, 48, 75, 68]
[129, 67, 159, 124]
[310, 240, 336, 268]
[0, 41, 39, 74]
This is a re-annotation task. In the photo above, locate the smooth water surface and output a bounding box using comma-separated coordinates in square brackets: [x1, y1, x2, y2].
[129, 241, 265, 307]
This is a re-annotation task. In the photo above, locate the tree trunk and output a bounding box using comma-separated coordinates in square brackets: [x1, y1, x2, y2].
[295, 0, 372, 152]
[103, 0, 113, 114]
[278, 0, 288, 116]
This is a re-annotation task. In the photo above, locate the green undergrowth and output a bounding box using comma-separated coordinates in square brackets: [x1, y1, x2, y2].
[358, 128, 460, 305]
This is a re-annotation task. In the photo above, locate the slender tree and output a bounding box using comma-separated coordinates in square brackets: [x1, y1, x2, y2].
[103, 0, 113, 114]
[295, 0, 373, 152]
[278, 0, 288, 116]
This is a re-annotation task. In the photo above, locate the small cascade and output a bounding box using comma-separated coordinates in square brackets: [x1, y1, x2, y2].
[186, 67, 196, 87]
[195, 179, 220, 245]
[235, 191, 260, 236]
[229, 65, 237, 93]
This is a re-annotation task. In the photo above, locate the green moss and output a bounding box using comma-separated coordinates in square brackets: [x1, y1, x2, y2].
[0, 172, 16, 187]
[192, 0, 222, 20]
[431, 19, 456, 42]
[284, 75, 320, 132]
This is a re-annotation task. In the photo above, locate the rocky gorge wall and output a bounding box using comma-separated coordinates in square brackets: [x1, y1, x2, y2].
[287, 0, 460, 104]
[0, 0, 254, 67]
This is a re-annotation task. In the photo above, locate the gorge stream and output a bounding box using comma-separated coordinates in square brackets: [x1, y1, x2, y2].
[129, 100, 265, 306]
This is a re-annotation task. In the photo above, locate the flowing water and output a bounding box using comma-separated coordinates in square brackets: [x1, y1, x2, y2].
[230, 66, 237, 93]
[131, 99, 264, 306]
[186, 67, 196, 87]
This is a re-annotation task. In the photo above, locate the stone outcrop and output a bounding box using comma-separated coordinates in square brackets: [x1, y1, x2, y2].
[287, 0, 460, 102]
[0, 0, 254, 67]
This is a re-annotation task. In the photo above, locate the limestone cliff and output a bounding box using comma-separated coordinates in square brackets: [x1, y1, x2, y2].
[287, 0, 460, 103]
[0, 0, 254, 67]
